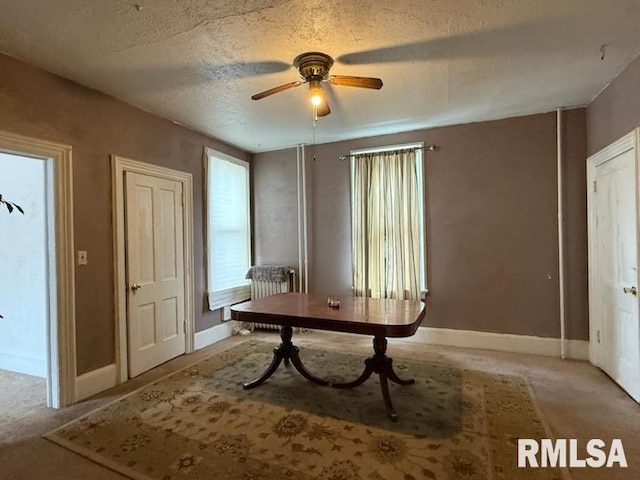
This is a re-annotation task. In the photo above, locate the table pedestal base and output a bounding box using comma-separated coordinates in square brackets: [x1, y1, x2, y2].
[243, 326, 414, 421]
[331, 335, 414, 421]
[243, 326, 331, 390]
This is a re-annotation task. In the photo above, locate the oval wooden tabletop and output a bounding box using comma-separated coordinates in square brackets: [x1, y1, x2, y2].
[231, 293, 426, 337]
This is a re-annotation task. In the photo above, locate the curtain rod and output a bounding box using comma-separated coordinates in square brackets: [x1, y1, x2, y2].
[338, 144, 438, 161]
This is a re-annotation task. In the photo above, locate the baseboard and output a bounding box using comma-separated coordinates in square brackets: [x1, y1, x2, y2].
[0, 352, 46, 378]
[194, 322, 234, 350]
[74, 324, 233, 403]
[402, 327, 589, 360]
[75, 363, 117, 402]
[563, 339, 590, 360]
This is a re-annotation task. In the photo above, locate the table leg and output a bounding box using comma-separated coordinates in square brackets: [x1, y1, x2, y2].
[330, 335, 414, 421]
[329, 359, 374, 389]
[243, 325, 329, 389]
[378, 373, 398, 421]
[289, 346, 331, 386]
[242, 349, 283, 389]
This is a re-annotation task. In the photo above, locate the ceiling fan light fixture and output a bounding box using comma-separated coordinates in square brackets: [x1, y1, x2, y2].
[309, 79, 324, 106]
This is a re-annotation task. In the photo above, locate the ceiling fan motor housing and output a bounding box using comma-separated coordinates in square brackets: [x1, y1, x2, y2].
[294, 52, 334, 81]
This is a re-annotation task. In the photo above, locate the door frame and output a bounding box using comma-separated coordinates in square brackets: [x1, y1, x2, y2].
[0, 129, 76, 408]
[587, 127, 640, 367]
[111, 155, 195, 383]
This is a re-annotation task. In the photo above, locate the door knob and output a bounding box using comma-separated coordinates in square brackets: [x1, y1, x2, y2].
[623, 286, 637, 296]
[131, 283, 141, 293]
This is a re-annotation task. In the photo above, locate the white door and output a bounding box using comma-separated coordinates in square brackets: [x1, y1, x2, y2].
[591, 142, 640, 402]
[125, 172, 186, 377]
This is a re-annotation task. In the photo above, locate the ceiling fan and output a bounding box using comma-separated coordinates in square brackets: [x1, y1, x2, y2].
[251, 52, 383, 117]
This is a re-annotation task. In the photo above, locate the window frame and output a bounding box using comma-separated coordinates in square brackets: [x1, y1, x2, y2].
[349, 142, 428, 295]
[204, 147, 252, 311]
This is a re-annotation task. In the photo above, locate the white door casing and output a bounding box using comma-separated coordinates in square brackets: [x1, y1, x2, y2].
[587, 128, 640, 402]
[125, 172, 186, 377]
[112, 156, 194, 383]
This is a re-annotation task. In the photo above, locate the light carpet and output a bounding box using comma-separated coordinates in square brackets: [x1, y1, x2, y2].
[45, 340, 563, 480]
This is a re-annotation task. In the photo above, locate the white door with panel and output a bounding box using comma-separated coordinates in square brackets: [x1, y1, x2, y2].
[125, 171, 186, 377]
[589, 132, 640, 402]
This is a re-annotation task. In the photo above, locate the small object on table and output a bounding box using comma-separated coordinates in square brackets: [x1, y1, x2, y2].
[327, 296, 340, 308]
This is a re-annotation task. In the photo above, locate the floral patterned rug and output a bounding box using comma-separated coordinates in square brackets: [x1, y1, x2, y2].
[45, 340, 564, 480]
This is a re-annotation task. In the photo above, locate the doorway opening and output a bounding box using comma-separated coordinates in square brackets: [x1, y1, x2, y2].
[0, 130, 75, 408]
[0, 152, 48, 408]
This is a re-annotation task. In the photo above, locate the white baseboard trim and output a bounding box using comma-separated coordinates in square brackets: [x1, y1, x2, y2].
[75, 363, 117, 402]
[194, 322, 234, 350]
[401, 327, 589, 360]
[74, 323, 234, 403]
[0, 352, 46, 378]
[563, 339, 590, 360]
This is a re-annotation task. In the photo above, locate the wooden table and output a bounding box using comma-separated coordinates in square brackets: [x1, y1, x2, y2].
[231, 292, 426, 421]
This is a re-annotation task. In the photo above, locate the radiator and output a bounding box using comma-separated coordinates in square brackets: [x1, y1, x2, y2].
[250, 275, 293, 331]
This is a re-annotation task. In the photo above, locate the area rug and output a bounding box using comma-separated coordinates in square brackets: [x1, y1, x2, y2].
[45, 340, 563, 480]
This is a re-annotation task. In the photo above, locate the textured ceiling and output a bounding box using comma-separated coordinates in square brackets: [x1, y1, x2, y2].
[1, 0, 640, 153]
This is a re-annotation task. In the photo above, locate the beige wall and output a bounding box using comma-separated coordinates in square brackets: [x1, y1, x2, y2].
[0, 53, 249, 374]
[587, 54, 640, 155]
[254, 111, 589, 340]
[253, 148, 300, 269]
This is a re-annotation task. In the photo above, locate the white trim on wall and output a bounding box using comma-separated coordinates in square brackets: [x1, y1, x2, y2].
[0, 130, 75, 408]
[194, 322, 234, 350]
[111, 156, 195, 384]
[401, 326, 589, 360]
[75, 364, 117, 402]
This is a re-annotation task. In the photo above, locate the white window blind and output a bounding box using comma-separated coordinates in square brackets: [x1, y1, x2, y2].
[205, 148, 251, 310]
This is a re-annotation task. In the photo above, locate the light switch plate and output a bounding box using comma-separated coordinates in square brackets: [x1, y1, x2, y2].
[223, 305, 231, 321]
[77, 250, 88, 266]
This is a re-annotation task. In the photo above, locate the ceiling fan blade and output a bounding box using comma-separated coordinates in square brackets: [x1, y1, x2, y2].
[328, 75, 383, 89]
[251, 81, 303, 100]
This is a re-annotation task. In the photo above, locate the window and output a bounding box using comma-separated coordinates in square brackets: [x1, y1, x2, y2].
[350, 143, 426, 300]
[205, 148, 251, 310]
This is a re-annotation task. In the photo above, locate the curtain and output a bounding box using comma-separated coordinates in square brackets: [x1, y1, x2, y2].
[351, 148, 421, 300]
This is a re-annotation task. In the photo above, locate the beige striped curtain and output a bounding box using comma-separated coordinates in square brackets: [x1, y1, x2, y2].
[351, 148, 421, 300]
